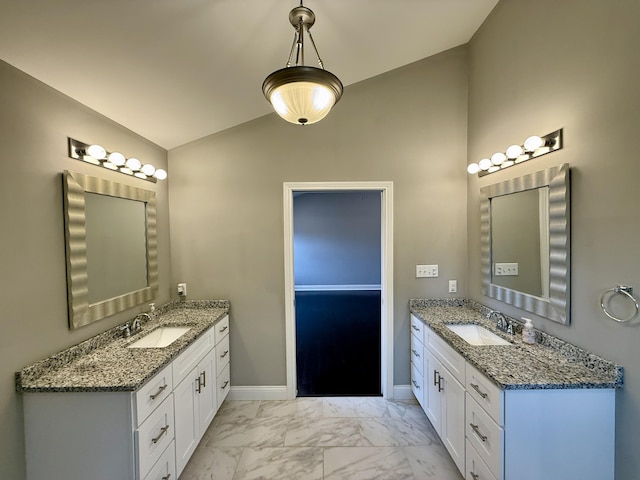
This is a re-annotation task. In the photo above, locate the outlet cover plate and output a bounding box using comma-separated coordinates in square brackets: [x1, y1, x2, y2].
[494, 263, 519, 276]
[416, 264, 438, 278]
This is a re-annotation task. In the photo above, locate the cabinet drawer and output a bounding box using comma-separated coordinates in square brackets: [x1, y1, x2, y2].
[214, 315, 230, 345]
[173, 327, 214, 386]
[466, 439, 498, 480]
[143, 440, 176, 480]
[410, 315, 425, 344]
[466, 394, 503, 479]
[427, 327, 465, 384]
[410, 334, 424, 374]
[216, 334, 230, 375]
[216, 363, 231, 408]
[135, 364, 173, 427]
[411, 362, 424, 406]
[466, 363, 503, 425]
[136, 394, 175, 479]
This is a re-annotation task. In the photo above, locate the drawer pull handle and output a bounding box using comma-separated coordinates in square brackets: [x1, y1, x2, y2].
[470, 472, 479, 480]
[437, 375, 444, 393]
[149, 384, 168, 400]
[196, 377, 202, 394]
[470, 383, 488, 399]
[162, 475, 171, 480]
[411, 349, 420, 357]
[221, 380, 229, 390]
[200, 370, 206, 387]
[220, 349, 229, 358]
[433, 370, 439, 386]
[470, 423, 487, 442]
[219, 325, 228, 333]
[411, 325, 420, 331]
[152, 425, 170, 444]
[412, 380, 420, 389]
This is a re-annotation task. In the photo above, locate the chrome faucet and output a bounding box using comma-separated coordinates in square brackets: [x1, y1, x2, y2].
[132, 313, 151, 333]
[487, 310, 514, 335]
[120, 313, 150, 338]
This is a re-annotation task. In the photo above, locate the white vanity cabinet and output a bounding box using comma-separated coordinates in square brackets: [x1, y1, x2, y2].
[23, 314, 231, 480]
[173, 331, 218, 476]
[465, 362, 616, 480]
[23, 382, 177, 480]
[421, 321, 466, 473]
[409, 314, 616, 480]
[214, 314, 231, 408]
[409, 315, 426, 408]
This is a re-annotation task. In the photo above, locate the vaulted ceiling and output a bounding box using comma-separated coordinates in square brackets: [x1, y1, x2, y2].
[0, 0, 498, 149]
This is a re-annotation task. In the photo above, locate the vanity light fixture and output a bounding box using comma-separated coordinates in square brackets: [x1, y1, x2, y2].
[262, 1, 343, 125]
[467, 128, 563, 177]
[68, 137, 167, 183]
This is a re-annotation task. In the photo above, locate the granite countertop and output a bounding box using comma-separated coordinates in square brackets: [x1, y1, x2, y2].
[17, 300, 230, 393]
[410, 299, 623, 390]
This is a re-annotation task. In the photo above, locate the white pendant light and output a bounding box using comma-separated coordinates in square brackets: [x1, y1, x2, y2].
[262, 2, 343, 125]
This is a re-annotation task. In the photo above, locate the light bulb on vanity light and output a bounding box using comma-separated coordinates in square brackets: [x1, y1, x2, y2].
[108, 152, 126, 167]
[467, 163, 480, 174]
[140, 164, 156, 176]
[478, 158, 493, 171]
[126, 158, 142, 171]
[505, 144, 523, 159]
[153, 169, 167, 180]
[87, 144, 107, 160]
[524, 135, 544, 152]
[491, 152, 507, 166]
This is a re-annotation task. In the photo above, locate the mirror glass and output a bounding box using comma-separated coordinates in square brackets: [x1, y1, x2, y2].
[490, 187, 549, 298]
[480, 164, 570, 324]
[85, 193, 148, 304]
[63, 171, 158, 329]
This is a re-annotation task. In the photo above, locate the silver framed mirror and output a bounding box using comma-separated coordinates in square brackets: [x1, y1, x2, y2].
[480, 164, 570, 324]
[63, 170, 158, 329]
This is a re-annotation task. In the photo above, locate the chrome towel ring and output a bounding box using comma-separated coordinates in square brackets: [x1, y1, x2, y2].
[600, 285, 639, 323]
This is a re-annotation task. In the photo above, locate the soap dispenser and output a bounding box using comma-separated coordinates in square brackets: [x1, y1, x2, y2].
[522, 318, 536, 344]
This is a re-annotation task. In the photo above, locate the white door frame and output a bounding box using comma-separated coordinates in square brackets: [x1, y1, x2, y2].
[283, 181, 394, 399]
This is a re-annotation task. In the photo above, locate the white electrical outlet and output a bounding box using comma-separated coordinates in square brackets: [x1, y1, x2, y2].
[177, 283, 187, 296]
[494, 263, 519, 276]
[416, 264, 438, 278]
[448, 280, 457, 293]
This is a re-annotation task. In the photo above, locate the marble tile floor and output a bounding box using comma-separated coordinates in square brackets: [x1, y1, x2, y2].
[179, 397, 464, 480]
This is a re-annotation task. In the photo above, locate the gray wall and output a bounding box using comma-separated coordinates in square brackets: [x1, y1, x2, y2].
[466, 1, 640, 478]
[0, 60, 171, 479]
[168, 47, 469, 388]
[293, 191, 381, 286]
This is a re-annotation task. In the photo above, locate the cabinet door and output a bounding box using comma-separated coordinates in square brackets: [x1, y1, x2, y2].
[423, 348, 442, 433]
[440, 367, 466, 474]
[174, 366, 199, 477]
[198, 347, 217, 431]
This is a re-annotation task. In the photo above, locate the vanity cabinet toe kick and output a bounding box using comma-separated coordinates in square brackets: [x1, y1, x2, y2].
[410, 314, 616, 480]
[22, 314, 231, 480]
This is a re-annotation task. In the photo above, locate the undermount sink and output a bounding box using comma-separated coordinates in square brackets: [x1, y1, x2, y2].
[445, 324, 512, 346]
[127, 326, 191, 349]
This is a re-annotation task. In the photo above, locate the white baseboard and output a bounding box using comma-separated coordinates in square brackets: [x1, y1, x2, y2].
[228, 385, 289, 401]
[228, 385, 415, 402]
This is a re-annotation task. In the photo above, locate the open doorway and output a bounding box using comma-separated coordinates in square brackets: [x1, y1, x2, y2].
[283, 182, 394, 400]
[293, 191, 381, 396]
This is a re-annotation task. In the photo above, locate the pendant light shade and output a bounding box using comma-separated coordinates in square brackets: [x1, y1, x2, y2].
[262, 3, 343, 125]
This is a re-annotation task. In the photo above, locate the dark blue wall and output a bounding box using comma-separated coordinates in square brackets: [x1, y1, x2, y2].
[293, 191, 381, 286]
